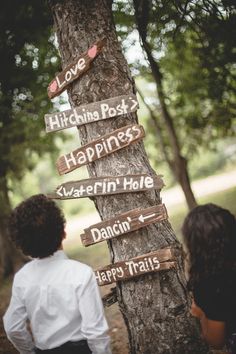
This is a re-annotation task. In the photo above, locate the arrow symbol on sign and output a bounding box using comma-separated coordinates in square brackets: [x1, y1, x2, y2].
[130, 98, 139, 111]
[56, 186, 63, 197]
[138, 213, 156, 223]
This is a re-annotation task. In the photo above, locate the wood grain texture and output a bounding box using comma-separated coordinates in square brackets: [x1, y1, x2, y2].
[56, 124, 145, 175]
[81, 204, 168, 246]
[102, 287, 117, 307]
[47, 174, 164, 200]
[95, 247, 176, 286]
[47, 38, 105, 99]
[44, 94, 139, 132]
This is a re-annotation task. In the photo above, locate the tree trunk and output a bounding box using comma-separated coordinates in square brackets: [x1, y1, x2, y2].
[48, 1, 208, 352]
[137, 88, 171, 165]
[142, 42, 197, 210]
[133, 1, 197, 210]
[170, 156, 198, 211]
[138, 88, 197, 210]
[0, 176, 15, 278]
[144, 44, 197, 210]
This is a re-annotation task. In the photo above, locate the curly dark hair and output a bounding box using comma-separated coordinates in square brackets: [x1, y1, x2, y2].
[182, 203, 236, 290]
[9, 194, 66, 258]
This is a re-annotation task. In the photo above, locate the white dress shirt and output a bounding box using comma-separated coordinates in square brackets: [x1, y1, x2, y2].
[3, 250, 111, 354]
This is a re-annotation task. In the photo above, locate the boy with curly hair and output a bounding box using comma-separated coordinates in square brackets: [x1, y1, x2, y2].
[3, 194, 111, 354]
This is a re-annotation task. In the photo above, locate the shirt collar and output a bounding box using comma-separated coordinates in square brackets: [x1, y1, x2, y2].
[36, 250, 68, 261]
[51, 250, 68, 259]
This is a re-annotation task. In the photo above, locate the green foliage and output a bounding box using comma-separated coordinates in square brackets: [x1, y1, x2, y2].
[113, 0, 236, 161]
[137, 79, 236, 185]
[161, 27, 236, 154]
[8, 130, 96, 218]
[0, 0, 64, 187]
[151, 0, 236, 152]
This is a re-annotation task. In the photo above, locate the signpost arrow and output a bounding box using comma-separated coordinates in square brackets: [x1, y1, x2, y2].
[130, 98, 139, 111]
[81, 204, 168, 247]
[44, 94, 139, 133]
[138, 213, 156, 223]
[47, 174, 164, 200]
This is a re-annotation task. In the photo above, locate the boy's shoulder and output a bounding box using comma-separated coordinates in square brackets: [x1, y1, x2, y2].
[61, 258, 94, 283]
[63, 258, 93, 274]
[11, 260, 35, 288]
[13, 254, 93, 285]
[14, 258, 35, 278]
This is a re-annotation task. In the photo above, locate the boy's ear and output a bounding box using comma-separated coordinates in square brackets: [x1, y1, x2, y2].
[63, 230, 67, 239]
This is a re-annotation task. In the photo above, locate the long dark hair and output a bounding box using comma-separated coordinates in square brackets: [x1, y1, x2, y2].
[182, 203, 236, 290]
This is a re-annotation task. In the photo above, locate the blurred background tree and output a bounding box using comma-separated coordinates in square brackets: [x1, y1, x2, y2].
[0, 0, 63, 277]
[113, 0, 236, 207]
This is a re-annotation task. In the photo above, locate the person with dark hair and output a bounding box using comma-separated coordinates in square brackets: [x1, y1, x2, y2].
[182, 203, 236, 353]
[3, 194, 112, 354]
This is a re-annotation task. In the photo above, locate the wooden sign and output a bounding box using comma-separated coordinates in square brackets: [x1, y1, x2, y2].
[81, 204, 168, 247]
[95, 248, 176, 286]
[44, 94, 139, 133]
[47, 38, 105, 99]
[102, 287, 117, 307]
[56, 124, 145, 175]
[47, 174, 164, 200]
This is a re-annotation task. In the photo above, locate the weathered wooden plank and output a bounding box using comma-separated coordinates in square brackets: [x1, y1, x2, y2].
[102, 287, 117, 307]
[95, 248, 176, 286]
[81, 204, 168, 247]
[44, 94, 139, 133]
[47, 174, 164, 200]
[56, 124, 145, 175]
[47, 38, 105, 99]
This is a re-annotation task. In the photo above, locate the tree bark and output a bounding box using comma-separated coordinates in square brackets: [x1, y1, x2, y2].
[0, 176, 15, 278]
[48, 1, 208, 352]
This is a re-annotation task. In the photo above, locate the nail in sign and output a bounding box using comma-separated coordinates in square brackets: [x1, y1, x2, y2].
[81, 204, 168, 247]
[47, 38, 105, 99]
[44, 94, 139, 133]
[47, 174, 164, 200]
[95, 247, 176, 286]
[56, 124, 145, 175]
